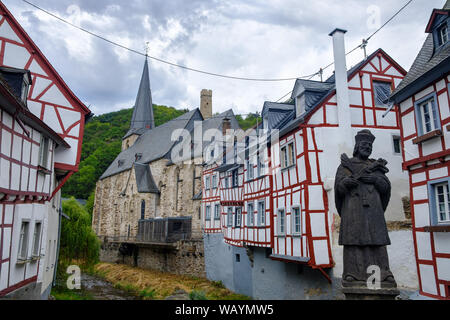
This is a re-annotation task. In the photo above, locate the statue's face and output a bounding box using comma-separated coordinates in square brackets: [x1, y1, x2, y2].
[357, 141, 372, 159]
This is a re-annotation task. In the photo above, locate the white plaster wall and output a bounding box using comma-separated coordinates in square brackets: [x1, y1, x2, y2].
[331, 230, 419, 290]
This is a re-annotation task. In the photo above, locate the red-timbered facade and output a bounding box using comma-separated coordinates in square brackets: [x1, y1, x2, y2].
[391, 5, 450, 300]
[202, 46, 409, 281]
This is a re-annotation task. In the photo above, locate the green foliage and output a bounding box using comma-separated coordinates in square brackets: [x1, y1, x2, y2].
[211, 280, 225, 289]
[139, 288, 157, 299]
[236, 113, 262, 130]
[189, 290, 208, 300]
[85, 191, 95, 219]
[59, 198, 100, 267]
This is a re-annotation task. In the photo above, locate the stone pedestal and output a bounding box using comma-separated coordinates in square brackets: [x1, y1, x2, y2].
[341, 281, 400, 300]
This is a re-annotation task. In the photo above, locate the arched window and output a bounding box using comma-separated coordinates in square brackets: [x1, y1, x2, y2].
[141, 200, 145, 220]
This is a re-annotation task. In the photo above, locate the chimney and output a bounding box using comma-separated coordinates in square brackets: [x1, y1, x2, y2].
[200, 89, 212, 119]
[222, 117, 231, 136]
[329, 28, 353, 152]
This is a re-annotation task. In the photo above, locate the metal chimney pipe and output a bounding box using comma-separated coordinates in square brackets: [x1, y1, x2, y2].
[329, 28, 353, 152]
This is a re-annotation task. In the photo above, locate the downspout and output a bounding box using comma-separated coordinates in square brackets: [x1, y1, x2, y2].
[52, 202, 70, 287]
[52, 205, 62, 287]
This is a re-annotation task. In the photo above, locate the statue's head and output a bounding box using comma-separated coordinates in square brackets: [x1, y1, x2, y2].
[353, 129, 375, 159]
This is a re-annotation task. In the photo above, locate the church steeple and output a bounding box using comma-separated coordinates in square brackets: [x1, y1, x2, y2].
[130, 57, 154, 131]
[122, 57, 155, 150]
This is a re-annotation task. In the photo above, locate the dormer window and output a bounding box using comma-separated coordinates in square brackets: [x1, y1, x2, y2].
[0, 67, 32, 105]
[437, 23, 448, 47]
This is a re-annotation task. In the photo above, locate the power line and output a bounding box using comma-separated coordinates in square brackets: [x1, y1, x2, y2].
[22, 0, 316, 82]
[274, 0, 414, 102]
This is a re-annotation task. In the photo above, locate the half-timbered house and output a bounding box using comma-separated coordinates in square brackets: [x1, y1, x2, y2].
[0, 2, 89, 299]
[202, 28, 420, 299]
[390, 1, 450, 300]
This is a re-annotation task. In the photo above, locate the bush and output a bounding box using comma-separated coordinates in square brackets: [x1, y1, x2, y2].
[59, 198, 100, 268]
[189, 290, 207, 300]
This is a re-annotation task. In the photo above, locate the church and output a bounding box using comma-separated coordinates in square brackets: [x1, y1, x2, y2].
[92, 57, 239, 276]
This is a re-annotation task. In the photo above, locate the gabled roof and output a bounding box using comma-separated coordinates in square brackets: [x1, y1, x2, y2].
[425, 8, 450, 33]
[101, 108, 240, 179]
[391, 2, 450, 103]
[0, 2, 90, 116]
[100, 108, 202, 179]
[124, 58, 155, 139]
[134, 162, 159, 194]
[278, 48, 404, 137]
[262, 101, 295, 130]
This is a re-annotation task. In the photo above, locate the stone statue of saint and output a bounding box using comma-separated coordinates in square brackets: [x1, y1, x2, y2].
[334, 129, 396, 288]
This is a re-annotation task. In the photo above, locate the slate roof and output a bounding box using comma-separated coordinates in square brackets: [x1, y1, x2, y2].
[124, 58, 155, 139]
[100, 109, 201, 179]
[277, 49, 393, 137]
[262, 102, 295, 130]
[391, 2, 450, 103]
[100, 109, 240, 180]
[134, 162, 159, 193]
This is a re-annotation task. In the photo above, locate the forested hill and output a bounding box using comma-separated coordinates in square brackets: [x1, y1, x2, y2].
[61, 106, 261, 200]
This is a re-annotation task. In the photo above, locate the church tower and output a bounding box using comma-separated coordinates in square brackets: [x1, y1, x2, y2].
[122, 57, 155, 151]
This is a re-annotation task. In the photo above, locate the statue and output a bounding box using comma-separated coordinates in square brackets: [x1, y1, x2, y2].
[334, 129, 397, 289]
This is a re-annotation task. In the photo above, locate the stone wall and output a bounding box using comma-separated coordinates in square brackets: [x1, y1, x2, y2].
[92, 158, 203, 239]
[99, 238, 205, 278]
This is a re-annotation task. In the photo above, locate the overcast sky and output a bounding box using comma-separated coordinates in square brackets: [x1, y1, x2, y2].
[2, 0, 446, 117]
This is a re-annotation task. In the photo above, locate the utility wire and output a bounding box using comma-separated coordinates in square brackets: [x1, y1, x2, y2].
[22, 0, 316, 82]
[274, 0, 414, 102]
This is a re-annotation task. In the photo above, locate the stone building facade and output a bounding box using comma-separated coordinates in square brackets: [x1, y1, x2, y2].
[92, 58, 239, 276]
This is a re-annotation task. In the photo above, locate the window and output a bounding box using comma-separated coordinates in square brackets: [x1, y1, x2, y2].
[235, 254, 240, 262]
[281, 142, 295, 169]
[140, 200, 145, 220]
[205, 205, 211, 220]
[292, 207, 301, 236]
[247, 203, 254, 227]
[205, 176, 210, 190]
[32, 222, 42, 257]
[38, 136, 50, 169]
[257, 155, 265, 177]
[415, 94, 440, 136]
[278, 209, 285, 236]
[235, 207, 242, 227]
[18, 221, 30, 260]
[224, 176, 229, 189]
[212, 175, 217, 189]
[373, 81, 392, 107]
[428, 179, 450, 225]
[435, 182, 450, 224]
[21, 80, 29, 103]
[232, 170, 238, 187]
[227, 207, 233, 227]
[214, 204, 220, 220]
[246, 160, 254, 180]
[258, 201, 265, 226]
[392, 136, 401, 154]
[438, 23, 448, 47]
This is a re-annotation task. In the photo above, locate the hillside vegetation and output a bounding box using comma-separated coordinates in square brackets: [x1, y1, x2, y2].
[61, 106, 260, 200]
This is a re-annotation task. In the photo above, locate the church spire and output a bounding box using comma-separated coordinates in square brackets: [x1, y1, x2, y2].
[128, 57, 155, 134]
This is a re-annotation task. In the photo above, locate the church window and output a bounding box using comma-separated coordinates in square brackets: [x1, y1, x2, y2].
[140, 200, 145, 220]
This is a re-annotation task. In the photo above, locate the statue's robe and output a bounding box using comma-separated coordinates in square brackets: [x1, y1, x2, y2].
[334, 156, 394, 283]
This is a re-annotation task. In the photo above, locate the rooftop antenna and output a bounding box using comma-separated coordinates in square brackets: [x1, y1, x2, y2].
[361, 38, 368, 59]
[318, 68, 323, 82]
